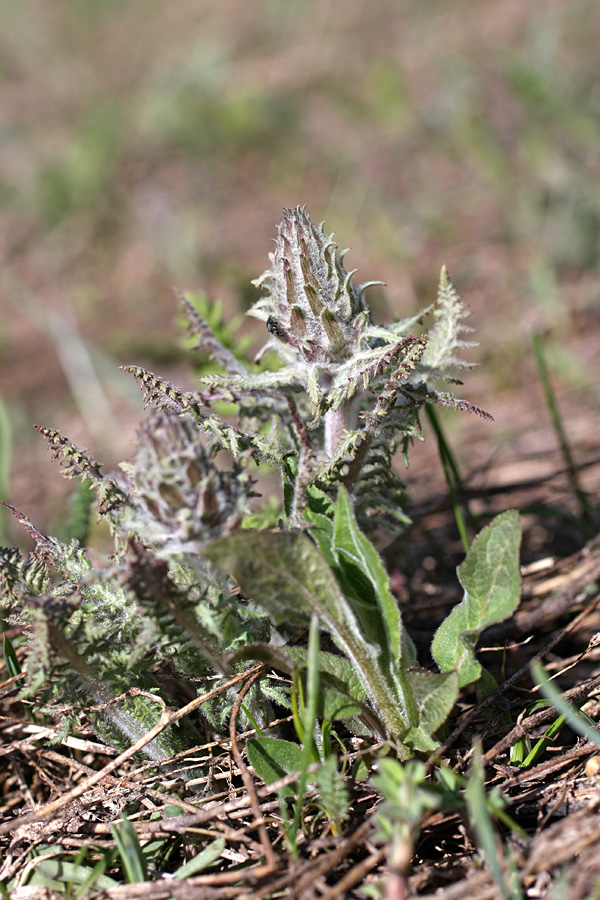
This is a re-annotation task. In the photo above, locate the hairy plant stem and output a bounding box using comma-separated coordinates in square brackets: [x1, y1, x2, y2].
[324, 407, 349, 460]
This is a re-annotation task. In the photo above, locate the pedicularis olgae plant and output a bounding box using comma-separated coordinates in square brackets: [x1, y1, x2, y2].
[1, 207, 522, 767]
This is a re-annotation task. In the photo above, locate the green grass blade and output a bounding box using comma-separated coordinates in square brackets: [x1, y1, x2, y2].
[531, 660, 600, 748]
[3, 632, 22, 680]
[111, 817, 148, 884]
[289, 613, 321, 855]
[426, 404, 471, 553]
[173, 838, 226, 879]
[532, 331, 593, 541]
[465, 743, 514, 899]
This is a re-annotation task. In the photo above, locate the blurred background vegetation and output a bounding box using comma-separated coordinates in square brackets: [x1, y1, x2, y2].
[1, 0, 599, 543]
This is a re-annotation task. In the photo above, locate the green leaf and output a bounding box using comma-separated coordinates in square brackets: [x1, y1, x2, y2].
[307, 487, 414, 668]
[205, 531, 343, 628]
[111, 817, 148, 884]
[28, 859, 117, 892]
[401, 668, 460, 752]
[431, 510, 521, 687]
[231, 642, 368, 724]
[3, 633, 23, 680]
[333, 487, 414, 668]
[306, 484, 335, 518]
[205, 530, 409, 738]
[291, 648, 367, 723]
[173, 838, 225, 879]
[247, 737, 305, 797]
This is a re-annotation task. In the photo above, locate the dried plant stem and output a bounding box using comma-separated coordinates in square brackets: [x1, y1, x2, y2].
[0, 666, 262, 837]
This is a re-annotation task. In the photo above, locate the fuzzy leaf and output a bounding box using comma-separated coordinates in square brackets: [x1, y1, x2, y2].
[418, 266, 476, 378]
[34, 426, 127, 513]
[204, 530, 410, 738]
[247, 737, 304, 797]
[401, 668, 460, 751]
[231, 643, 364, 722]
[333, 487, 415, 668]
[431, 510, 522, 687]
[205, 531, 345, 627]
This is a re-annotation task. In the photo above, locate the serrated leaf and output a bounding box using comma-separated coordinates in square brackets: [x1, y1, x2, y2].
[247, 737, 304, 797]
[419, 266, 476, 378]
[316, 756, 349, 827]
[431, 510, 521, 687]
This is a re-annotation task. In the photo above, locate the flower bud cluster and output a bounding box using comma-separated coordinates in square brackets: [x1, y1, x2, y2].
[250, 206, 373, 369]
[122, 410, 252, 553]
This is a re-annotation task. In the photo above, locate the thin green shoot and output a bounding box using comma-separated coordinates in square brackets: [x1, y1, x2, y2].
[74, 850, 114, 900]
[173, 837, 226, 879]
[3, 632, 23, 681]
[320, 718, 332, 760]
[531, 660, 600, 749]
[532, 331, 594, 541]
[436, 764, 528, 842]
[291, 668, 306, 747]
[510, 699, 568, 767]
[66, 846, 89, 900]
[110, 817, 148, 884]
[288, 613, 321, 858]
[465, 741, 518, 900]
[3, 633, 35, 722]
[426, 404, 472, 553]
[241, 703, 263, 737]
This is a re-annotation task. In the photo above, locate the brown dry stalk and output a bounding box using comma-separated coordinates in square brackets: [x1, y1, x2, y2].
[227, 664, 276, 870]
[0, 665, 262, 837]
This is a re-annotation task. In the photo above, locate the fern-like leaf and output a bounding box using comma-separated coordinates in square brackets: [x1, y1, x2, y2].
[178, 291, 248, 376]
[34, 427, 127, 514]
[417, 266, 477, 380]
[123, 365, 283, 463]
